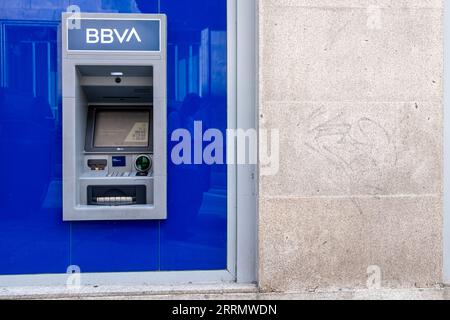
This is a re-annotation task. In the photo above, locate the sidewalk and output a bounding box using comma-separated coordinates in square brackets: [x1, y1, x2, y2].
[1, 283, 449, 300]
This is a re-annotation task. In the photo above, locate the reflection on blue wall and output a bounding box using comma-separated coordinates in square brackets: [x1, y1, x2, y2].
[0, 0, 227, 274]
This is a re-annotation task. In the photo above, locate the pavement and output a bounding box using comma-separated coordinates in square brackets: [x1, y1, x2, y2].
[1, 283, 450, 300]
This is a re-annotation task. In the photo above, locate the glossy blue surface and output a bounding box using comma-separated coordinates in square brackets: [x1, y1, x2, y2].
[0, 0, 227, 274]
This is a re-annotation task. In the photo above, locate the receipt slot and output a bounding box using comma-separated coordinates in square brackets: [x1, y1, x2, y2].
[62, 13, 167, 221]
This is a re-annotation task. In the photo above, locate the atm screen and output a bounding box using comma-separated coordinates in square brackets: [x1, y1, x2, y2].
[93, 110, 150, 148]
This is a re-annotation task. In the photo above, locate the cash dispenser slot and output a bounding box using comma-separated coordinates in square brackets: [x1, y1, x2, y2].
[87, 185, 146, 206]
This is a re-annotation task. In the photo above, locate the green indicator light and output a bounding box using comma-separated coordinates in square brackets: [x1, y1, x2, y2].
[135, 155, 151, 172]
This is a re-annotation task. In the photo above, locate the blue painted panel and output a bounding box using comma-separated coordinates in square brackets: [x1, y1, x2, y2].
[0, 23, 69, 275]
[160, 0, 228, 270]
[70, 221, 159, 272]
[0, 0, 228, 275]
[68, 0, 154, 14]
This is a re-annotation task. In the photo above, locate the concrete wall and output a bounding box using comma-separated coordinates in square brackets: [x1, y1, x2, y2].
[258, 0, 443, 291]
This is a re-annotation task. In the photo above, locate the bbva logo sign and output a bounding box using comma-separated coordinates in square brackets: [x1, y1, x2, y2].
[86, 27, 142, 44]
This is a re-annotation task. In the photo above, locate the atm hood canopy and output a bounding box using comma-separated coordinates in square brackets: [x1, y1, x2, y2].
[77, 65, 153, 103]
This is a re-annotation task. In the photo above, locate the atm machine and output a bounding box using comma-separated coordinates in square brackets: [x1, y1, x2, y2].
[62, 13, 167, 220]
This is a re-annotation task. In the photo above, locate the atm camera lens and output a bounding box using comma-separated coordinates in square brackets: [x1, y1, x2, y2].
[135, 155, 152, 172]
[115, 77, 122, 84]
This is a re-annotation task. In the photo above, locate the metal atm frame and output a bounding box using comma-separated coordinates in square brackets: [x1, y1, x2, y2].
[62, 13, 167, 221]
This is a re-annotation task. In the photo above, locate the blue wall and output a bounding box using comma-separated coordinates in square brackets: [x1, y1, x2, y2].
[0, 0, 227, 274]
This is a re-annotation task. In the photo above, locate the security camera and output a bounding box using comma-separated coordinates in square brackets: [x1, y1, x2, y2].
[115, 77, 122, 84]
